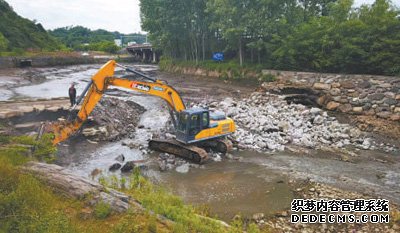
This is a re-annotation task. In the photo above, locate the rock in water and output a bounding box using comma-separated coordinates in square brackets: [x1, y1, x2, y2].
[121, 161, 136, 173]
[159, 160, 167, 172]
[109, 163, 122, 172]
[361, 139, 371, 150]
[252, 213, 265, 221]
[115, 154, 125, 163]
[175, 164, 190, 173]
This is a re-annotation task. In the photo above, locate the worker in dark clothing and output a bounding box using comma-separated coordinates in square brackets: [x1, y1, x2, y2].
[68, 83, 77, 107]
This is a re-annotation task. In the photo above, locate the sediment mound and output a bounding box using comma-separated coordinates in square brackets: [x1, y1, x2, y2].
[82, 97, 146, 141]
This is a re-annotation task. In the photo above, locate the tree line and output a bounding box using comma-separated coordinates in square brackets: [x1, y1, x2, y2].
[0, 0, 147, 55]
[140, 0, 400, 75]
[0, 0, 63, 53]
[49, 26, 147, 51]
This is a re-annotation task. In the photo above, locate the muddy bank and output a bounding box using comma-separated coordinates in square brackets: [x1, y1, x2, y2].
[0, 98, 70, 119]
[0, 55, 135, 69]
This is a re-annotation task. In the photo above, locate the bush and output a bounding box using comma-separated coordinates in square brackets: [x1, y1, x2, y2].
[78, 41, 120, 54]
[94, 201, 112, 219]
[0, 134, 57, 163]
[160, 57, 266, 80]
[258, 73, 276, 83]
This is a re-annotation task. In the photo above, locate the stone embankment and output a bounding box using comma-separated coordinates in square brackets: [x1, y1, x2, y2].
[164, 65, 399, 121]
[196, 92, 397, 153]
[261, 70, 400, 122]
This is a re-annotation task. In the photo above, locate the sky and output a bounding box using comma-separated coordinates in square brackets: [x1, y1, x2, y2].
[5, 0, 400, 34]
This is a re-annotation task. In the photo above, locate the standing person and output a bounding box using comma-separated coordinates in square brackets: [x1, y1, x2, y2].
[68, 83, 77, 107]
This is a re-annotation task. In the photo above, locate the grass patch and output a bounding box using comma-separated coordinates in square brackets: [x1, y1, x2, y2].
[159, 57, 269, 81]
[101, 168, 268, 233]
[0, 134, 268, 232]
[0, 134, 171, 233]
[0, 134, 56, 164]
[258, 73, 277, 83]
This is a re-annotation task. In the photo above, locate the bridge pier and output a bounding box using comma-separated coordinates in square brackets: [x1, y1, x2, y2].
[126, 44, 160, 63]
[142, 52, 146, 62]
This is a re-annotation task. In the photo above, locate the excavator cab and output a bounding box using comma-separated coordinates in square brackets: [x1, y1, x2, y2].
[176, 108, 210, 143]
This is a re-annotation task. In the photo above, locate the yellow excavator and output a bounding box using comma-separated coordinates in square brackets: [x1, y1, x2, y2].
[43, 60, 235, 163]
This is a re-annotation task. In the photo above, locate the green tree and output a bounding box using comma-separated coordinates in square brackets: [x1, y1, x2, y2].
[0, 0, 62, 52]
[140, 0, 400, 75]
[0, 32, 9, 52]
[207, 0, 250, 66]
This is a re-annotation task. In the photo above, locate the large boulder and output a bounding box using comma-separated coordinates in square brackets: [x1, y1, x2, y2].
[330, 88, 341, 96]
[313, 83, 331, 90]
[23, 162, 132, 213]
[358, 81, 371, 89]
[368, 93, 385, 101]
[352, 107, 363, 113]
[376, 111, 391, 119]
[115, 154, 125, 163]
[384, 98, 397, 106]
[109, 163, 122, 172]
[326, 101, 340, 110]
[121, 161, 136, 173]
[338, 104, 352, 113]
[340, 81, 355, 89]
[176, 164, 190, 173]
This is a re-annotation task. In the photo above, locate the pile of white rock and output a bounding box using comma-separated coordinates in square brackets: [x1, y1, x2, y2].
[201, 92, 379, 152]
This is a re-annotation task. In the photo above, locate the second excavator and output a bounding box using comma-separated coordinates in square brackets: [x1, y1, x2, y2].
[43, 60, 235, 163]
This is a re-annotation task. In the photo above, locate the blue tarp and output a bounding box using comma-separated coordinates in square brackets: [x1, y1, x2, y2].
[212, 52, 224, 62]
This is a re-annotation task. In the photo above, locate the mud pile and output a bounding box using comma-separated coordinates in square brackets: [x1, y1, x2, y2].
[200, 92, 397, 153]
[82, 97, 145, 141]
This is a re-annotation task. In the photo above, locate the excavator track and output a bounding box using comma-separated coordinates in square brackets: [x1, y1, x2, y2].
[198, 138, 233, 154]
[216, 138, 233, 153]
[149, 139, 209, 164]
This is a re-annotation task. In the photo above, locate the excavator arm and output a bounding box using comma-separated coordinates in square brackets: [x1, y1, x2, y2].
[50, 60, 186, 144]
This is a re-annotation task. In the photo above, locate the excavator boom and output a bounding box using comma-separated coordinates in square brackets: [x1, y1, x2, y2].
[47, 60, 235, 163]
[51, 60, 185, 144]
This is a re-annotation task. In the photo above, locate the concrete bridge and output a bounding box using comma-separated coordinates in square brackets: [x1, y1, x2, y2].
[126, 44, 160, 63]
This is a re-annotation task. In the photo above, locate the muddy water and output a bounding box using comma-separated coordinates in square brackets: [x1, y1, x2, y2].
[69, 142, 143, 178]
[6, 65, 98, 100]
[241, 150, 400, 204]
[2, 64, 158, 101]
[155, 155, 294, 221]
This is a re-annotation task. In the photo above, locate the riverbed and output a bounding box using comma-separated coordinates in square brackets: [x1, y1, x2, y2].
[1, 63, 399, 222]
